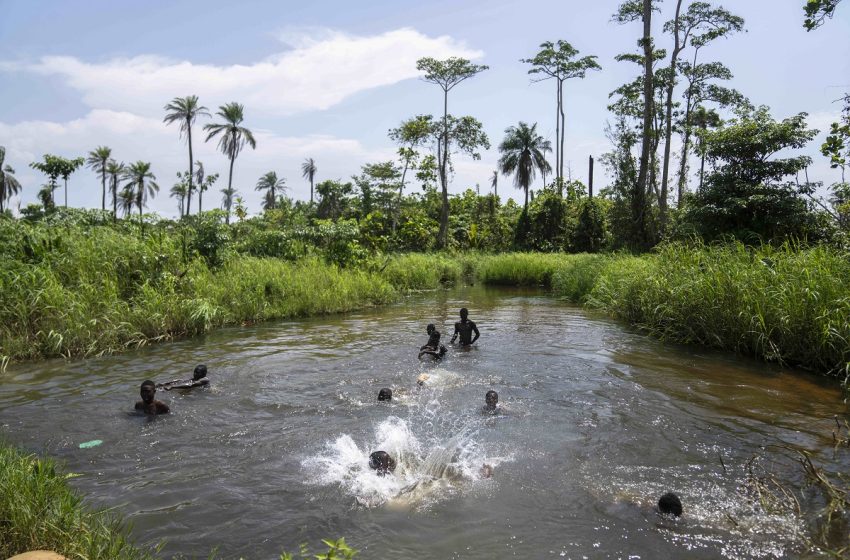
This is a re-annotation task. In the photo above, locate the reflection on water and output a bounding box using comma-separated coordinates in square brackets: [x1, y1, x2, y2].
[0, 286, 847, 559]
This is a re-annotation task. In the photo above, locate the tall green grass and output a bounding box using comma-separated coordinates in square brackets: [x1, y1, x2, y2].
[475, 253, 569, 286]
[0, 221, 401, 363]
[0, 444, 159, 560]
[566, 242, 850, 382]
[379, 253, 463, 290]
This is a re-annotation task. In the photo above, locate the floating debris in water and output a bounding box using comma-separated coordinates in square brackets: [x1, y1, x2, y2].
[78, 439, 102, 449]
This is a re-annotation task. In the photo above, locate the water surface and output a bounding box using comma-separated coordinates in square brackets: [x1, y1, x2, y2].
[1, 286, 847, 559]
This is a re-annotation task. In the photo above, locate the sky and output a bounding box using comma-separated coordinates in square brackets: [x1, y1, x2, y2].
[1, 0, 848, 217]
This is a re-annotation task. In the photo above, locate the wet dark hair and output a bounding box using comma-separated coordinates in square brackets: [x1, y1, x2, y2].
[658, 492, 683, 517]
[378, 388, 392, 401]
[193, 364, 208, 379]
[426, 323, 436, 334]
[141, 380, 155, 389]
[485, 390, 498, 409]
[368, 451, 396, 475]
[460, 307, 469, 317]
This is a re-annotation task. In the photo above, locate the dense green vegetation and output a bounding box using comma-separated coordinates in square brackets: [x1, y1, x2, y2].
[2, 212, 848, 384]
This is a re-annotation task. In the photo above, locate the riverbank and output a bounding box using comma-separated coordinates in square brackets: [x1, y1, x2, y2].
[0, 444, 159, 560]
[1, 217, 848, 382]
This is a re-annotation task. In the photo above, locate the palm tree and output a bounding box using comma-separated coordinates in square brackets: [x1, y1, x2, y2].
[255, 171, 287, 210]
[164, 95, 210, 217]
[203, 102, 256, 224]
[301, 158, 317, 204]
[194, 161, 206, 213]
[0, 146, 23, 214]
[490, 169, 498, 198]
[86, 146, 112, 211]
[106, 160, 124, 220]
[123, 161, 159, 222]
[497, 122, 552, 208]
[220, 186, 237, 221]
[118, 186, 135, 218]
[170, 181, 187, 217]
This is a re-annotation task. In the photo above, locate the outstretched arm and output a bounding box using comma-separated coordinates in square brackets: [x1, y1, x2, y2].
[471, 321, 480, 344]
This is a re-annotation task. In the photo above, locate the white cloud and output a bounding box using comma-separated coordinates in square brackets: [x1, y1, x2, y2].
[13, 28, 482, 117]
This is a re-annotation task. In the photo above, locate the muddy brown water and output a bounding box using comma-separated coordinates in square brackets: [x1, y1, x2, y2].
[1, 286, 847, 559]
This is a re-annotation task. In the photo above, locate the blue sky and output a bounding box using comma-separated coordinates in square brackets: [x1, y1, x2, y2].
[1, 0, 848, 216]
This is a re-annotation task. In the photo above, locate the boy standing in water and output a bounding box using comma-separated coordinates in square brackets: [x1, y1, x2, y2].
[135, 380, 170, 415]
[450, 308, 480, 346]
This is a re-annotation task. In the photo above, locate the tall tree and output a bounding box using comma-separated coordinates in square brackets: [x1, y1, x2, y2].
[204, 102, 256, 224]
[57, 157, 84, 208]
[388, 115, 432, 231]
[118, 186, 135, 219]
[676, 57, 744, 202]
[194, 161, 206, 212]
[29, 155, 65, 210]
[256, 171, 287, 210]
[614, 0, 655, 248]
[164, 95, 210, 217]
[691, 105, 722, 191]
[0, 147, 22, 214]
[523, 41, 601, 182]
[123, 161, 159, 222]
[301, 158, 317, 205]
[106, 160, 124, 220]
[490, 169, 499, 197]
[416, 57, 488, 247]
[804, 0, 843, 29]
[86, 146, 112, 211]
[661, 2, 743, 217]
[497, 122, 552, 209]
[170, 180, 187, 217]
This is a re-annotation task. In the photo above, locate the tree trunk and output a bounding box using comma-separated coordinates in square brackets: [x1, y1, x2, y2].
[660, 0, 684, 228]
[112, 179, 117, 221]
[310, 176, 314, 205]
[555, 79, 560, 182]
[101, 168, 106, 211]
[199, 188, 203, 213]
[226, 153, 235, 225]
[186, 121, 194, 217]
[559, 80, 566, 183]
[677, 49, 699, 207]
[395, 157, 410, 234]
[64, 178, 68, 208]
[438, 88, 450, 248]
[634, 0, 654, 249]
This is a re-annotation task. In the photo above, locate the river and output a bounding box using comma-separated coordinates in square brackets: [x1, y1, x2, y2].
[1, 286, 847, 559]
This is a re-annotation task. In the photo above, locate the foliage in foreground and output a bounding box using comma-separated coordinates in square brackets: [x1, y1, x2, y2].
[0, 444, 159, 560]
[0, 443, 359, 560]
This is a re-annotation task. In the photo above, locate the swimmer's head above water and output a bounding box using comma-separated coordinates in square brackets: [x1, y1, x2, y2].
[427, 323, 436, 335]
[459, 308, 469, 321]
[193, 364, 208, 381]
[368, 451, 396, 476]
[658, 492, 682, 517]
[378, 388, 392, 401]
[140, 380, 156, 403]
[485, 390, 498, 411]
